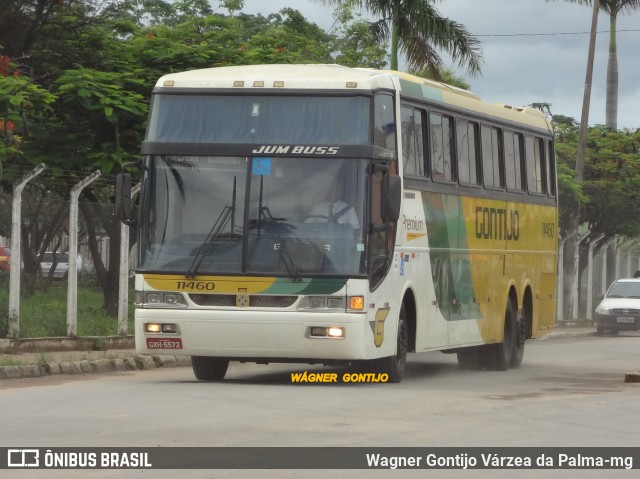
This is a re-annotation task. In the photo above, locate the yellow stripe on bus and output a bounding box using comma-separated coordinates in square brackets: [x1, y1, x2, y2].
[143, 274, 277, 293]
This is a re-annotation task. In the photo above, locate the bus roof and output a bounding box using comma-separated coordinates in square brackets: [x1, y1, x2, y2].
[155, 64, 396, 90]
[156, 64, 551, 133]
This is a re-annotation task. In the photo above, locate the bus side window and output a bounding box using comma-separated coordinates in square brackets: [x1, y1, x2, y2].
[401, 106, 425, 176]
[374, 94, 396, 151]
[505, 131, 525, 191]
[546, 139, 556, 196]
[429, 112, 454, 181]
[481, 125, 503, 188]
[456, 119, 480, 185]
[368, 168, 395, 289]
[525, 136, 546, 194]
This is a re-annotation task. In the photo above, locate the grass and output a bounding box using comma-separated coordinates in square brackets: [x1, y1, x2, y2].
[0, 357, 24, 366]
[0, 276, 135, 339]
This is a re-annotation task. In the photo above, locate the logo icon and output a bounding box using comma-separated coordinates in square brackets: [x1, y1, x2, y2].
[236, 289, 250, 308]
[8, 449, 40, 467]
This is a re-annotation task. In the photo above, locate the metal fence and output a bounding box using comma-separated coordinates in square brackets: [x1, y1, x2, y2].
[0, 166, 134, 339]
[561, 235, 640, 322]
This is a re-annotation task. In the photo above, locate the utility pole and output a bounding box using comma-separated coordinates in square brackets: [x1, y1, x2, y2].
[563, 0, 600, 320]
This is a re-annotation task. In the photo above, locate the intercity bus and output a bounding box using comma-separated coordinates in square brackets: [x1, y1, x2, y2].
[117, 64, 557, 382]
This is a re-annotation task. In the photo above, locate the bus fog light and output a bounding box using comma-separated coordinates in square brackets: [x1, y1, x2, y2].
[162, 323, 177, 333]
[327, 327, 344, 338]
[310, 327, 327, 337]
[145, 323, 162, 333]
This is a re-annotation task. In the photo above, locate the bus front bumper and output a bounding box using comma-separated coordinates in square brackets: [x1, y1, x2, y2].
[135, 308, 374, 362]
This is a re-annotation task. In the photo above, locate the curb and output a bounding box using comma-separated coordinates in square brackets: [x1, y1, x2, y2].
[540, 331, 595, 341]
[0, 336, 135, 354]
[0, 355, 192, 381]
[535, 328, 596, 341]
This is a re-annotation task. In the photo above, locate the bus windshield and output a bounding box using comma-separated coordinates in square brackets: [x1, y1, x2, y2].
[139, 155, 368, 277]
[146, 95, 370, 144]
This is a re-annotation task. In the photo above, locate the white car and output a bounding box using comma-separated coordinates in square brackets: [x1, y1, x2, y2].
[40, 251, 84, 279]
[594, 278, 640, 335]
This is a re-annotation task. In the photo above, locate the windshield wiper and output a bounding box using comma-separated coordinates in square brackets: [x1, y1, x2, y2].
[186, 178, 238, 278]
[260, 206, 301, 282]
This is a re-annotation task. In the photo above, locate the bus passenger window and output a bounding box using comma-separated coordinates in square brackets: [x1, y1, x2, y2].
[525, 136, 546, 194]
[505, 131, 524, 191]
[546, 140, 556, 196]
[481, 125, 503, 188]
[429, 112, 454, 181]
[401, 106, 425, 176]
[456, 119, 480, 185]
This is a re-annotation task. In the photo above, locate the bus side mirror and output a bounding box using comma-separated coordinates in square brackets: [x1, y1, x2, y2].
[115, 172, 135, 226]
[381, 175, 401, 222]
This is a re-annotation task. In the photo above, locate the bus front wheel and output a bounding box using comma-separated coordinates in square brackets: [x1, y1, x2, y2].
[192, 357, 229, 381]
[375, 304, 408, 383]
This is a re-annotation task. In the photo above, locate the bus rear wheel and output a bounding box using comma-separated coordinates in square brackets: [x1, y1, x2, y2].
[481, 299, 517, 371]
[510, 311, 526, 369]
[192, 357, 229, 381]
[375, 304, 408, 383]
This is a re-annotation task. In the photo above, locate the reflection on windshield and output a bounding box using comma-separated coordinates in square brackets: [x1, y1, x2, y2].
[147, 95, 370, 145]
[607, 282, 640, 298]
[139, 156, 368, 277]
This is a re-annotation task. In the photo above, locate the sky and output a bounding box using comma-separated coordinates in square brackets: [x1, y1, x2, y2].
[238, 0, 640, 130]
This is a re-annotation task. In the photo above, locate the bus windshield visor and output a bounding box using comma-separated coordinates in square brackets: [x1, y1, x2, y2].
[146, 95, 370, 145]
[139, 156, 368, 277]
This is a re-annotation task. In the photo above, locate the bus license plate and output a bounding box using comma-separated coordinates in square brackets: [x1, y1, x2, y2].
[616, 317, 635, 323]
[146, 338, 183, 349]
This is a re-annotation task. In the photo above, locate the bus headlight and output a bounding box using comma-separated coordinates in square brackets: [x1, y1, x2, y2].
[136, 291, 188, 308]
[326, 297, 344, 309]
[309, 297, 326, 308]
[298, 296, 365, 312]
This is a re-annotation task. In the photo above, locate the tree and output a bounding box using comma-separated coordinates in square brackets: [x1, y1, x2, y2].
[411, 66, 471, 90]
[554, 122, 640, 310]
[0, 56, 55, 173]
[314, 0, 482, 75]
[326, 1, 388, 68]
[546, 0, 640, 130]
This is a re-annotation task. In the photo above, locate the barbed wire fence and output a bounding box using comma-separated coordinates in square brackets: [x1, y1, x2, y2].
[0, 169, 136, 339]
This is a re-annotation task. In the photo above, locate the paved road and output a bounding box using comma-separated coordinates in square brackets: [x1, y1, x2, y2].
[1, 334, 639, 479]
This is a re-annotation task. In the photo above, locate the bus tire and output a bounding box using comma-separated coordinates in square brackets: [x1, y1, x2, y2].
[483, 299, 517, 371]
[191, 357, 229, 381]
[510, 311, 526, 369]
[375, 304, 408, 383]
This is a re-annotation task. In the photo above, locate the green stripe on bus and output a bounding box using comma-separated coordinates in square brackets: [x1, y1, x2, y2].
[265, 278, 347, 295]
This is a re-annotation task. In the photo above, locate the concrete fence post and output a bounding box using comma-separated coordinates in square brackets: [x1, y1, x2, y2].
[8, 164, 46, 338]
[586, 234, 604, 320]
[67, 170, 101, 337]
[118, 183, 140, 335]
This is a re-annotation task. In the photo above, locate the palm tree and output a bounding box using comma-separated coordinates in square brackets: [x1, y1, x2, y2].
[314, 0, 482, 77]
[547, 0, 640, 130]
